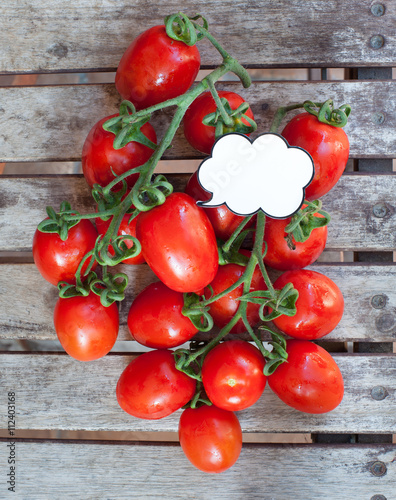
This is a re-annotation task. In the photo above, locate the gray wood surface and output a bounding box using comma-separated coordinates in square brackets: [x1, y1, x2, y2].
[0, 440, 394, 499]
[1, 262, 396, 342]
[1, 0, 395, 73]
[0, 353, 395, 433]
[1, 81, 395, 162]
[1, 173, 395, 252]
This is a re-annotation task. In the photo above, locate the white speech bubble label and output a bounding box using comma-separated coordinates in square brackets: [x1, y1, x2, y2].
[196, 132, 314, 219]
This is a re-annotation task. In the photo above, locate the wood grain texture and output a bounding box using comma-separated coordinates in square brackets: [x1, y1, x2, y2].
[0, 440, 394, 499]
[1, 0, 395, 73]
[0, 353, 395, 433]
[1, 81, 395, 162]
[1, 174, 395, 253]
[1, 263, 396, 342]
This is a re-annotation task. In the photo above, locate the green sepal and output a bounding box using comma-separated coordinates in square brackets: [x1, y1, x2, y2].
[37, 202, 80, 241]
[182, 292, 214, 332]
[303, 99, 351, 128]
[164, 12, 208, 45]
[285, 200, 331, 244]
[90, 271, 129, 307]
[202, 98, 257, 138]
[131, 174, 173, 212]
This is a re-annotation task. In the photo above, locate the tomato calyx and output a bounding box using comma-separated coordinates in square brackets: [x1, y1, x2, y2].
[37, 202, 80, 241]
[202, 97, 257, 139]
[131, 174, 174, 212]
[182, 292, 214, 332]
[284, 200, 331, 245]
[165, 13, 208, 46]
[304, 99, 351, 128]
[257, 329, 289, 376]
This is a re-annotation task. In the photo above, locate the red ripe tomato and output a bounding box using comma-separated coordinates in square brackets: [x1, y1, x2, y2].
[185, 170, 248, 241]
[136, 192, 219, 293]
[272, 269, 344, 340]
[263, 211, 327, 271]
[115, 25, 200, 110]
[82, 114, 157, 189]
[202, 340, 266, 411]
[268, 339, 344, 414]
[116, 349, 196, 420]
[33, 219, 98, 286]
[95, 214, 144, 265]
[53, 291, 119, 361]
[179, 405, 242, 473]
[281, 113, 349, 200]
[183, 91, 255, 154]
[127, 281, 198, 348]
[205, 251, 266, 333]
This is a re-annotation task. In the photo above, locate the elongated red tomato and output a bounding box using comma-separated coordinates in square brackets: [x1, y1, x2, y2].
[268, 340, 344, 414]
[95, 214, 144, 265]
[54, 291, 119, 361]
[136, 193, 219, 293]
[82, 114, 157, 189]
[33, 219, 98, 286]
[263, 212, 327, 271]
[116, 25, 200, 110]
[272, 269, 344, 340]
[202, 340, 266, 411]
[185, 170, 249, 241]
[183, 90, 255, 154]
[127, 281, 198, 348]
[116, 349, 196, 420]
[282, 113, 349, 200]
[204, 251, 266, 333]
[179, 405, 242, 473]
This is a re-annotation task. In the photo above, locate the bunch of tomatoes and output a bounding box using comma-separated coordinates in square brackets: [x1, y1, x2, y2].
[32, 13, 350, 473]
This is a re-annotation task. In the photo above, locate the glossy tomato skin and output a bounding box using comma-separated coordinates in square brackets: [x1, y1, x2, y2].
[281, 113, 349, 200]
[185, 171, 249, 241]
[183, 91, 255, 154]
[264, 212, 327, 271]
[115, 25, 200, 110]
[268, 340, 344, 413]
[33, 219, 98, 286]
[95, 214, 144, 265]
[205, 251, 266, 333]
[127, 281, 198, 348]
[116, 349, 196, 420]
[179, 405, 242, 473]
[136, 193, 219, 293]
[272, 269, 344, 340]
[82, 114, 157, 189]
[53, 291, 119, 362]
[202, 340, 266, 411]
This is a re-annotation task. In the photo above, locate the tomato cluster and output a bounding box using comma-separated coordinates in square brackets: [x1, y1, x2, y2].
[32, 14, 350, 475]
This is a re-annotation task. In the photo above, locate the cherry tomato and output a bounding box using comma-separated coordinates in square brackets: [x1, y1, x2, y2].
[205, 251, 266, 333]
[281, 113, 349, 200]
[268, 339, 344, 413]
[53, 291, 119, 361]
[33, 219, 98, 286]
[136, 192, 219, 293]
[115, 25, 200, 110]
[116, 349, 196, 419]
[82, 114, 157, 189]
[183, 91, 255, 154]
[202, 340, 266, 411]
[185, 170, 249, 241]
[263, 211, 327, 271]
[272, 269, 344, 340]
[95, 214, 144, 265]
[179, 405, 242, 473]
[127, 281, 198, 348]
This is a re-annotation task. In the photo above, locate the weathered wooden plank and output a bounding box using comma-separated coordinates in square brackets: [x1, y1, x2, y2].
[0, 440, 394, 499]
[1, 262, 396, 343]
[1, 0, 395, 73]
[1, 81, 395, 161]
[0, 353, 395, 433]
[0, 174, 395, 253]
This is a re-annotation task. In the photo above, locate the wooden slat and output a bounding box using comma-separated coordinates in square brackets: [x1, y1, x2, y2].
[0, 440, 394, 499]
[0, 353, 395, 433]
[0, 173, 395, 253]
[1, 263, 396, 343]
[1, 0, 395, 73]
[1, 81, 395, 162]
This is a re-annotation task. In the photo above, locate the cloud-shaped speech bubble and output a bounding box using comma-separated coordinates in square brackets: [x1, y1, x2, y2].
[196, 133, 314, 219]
